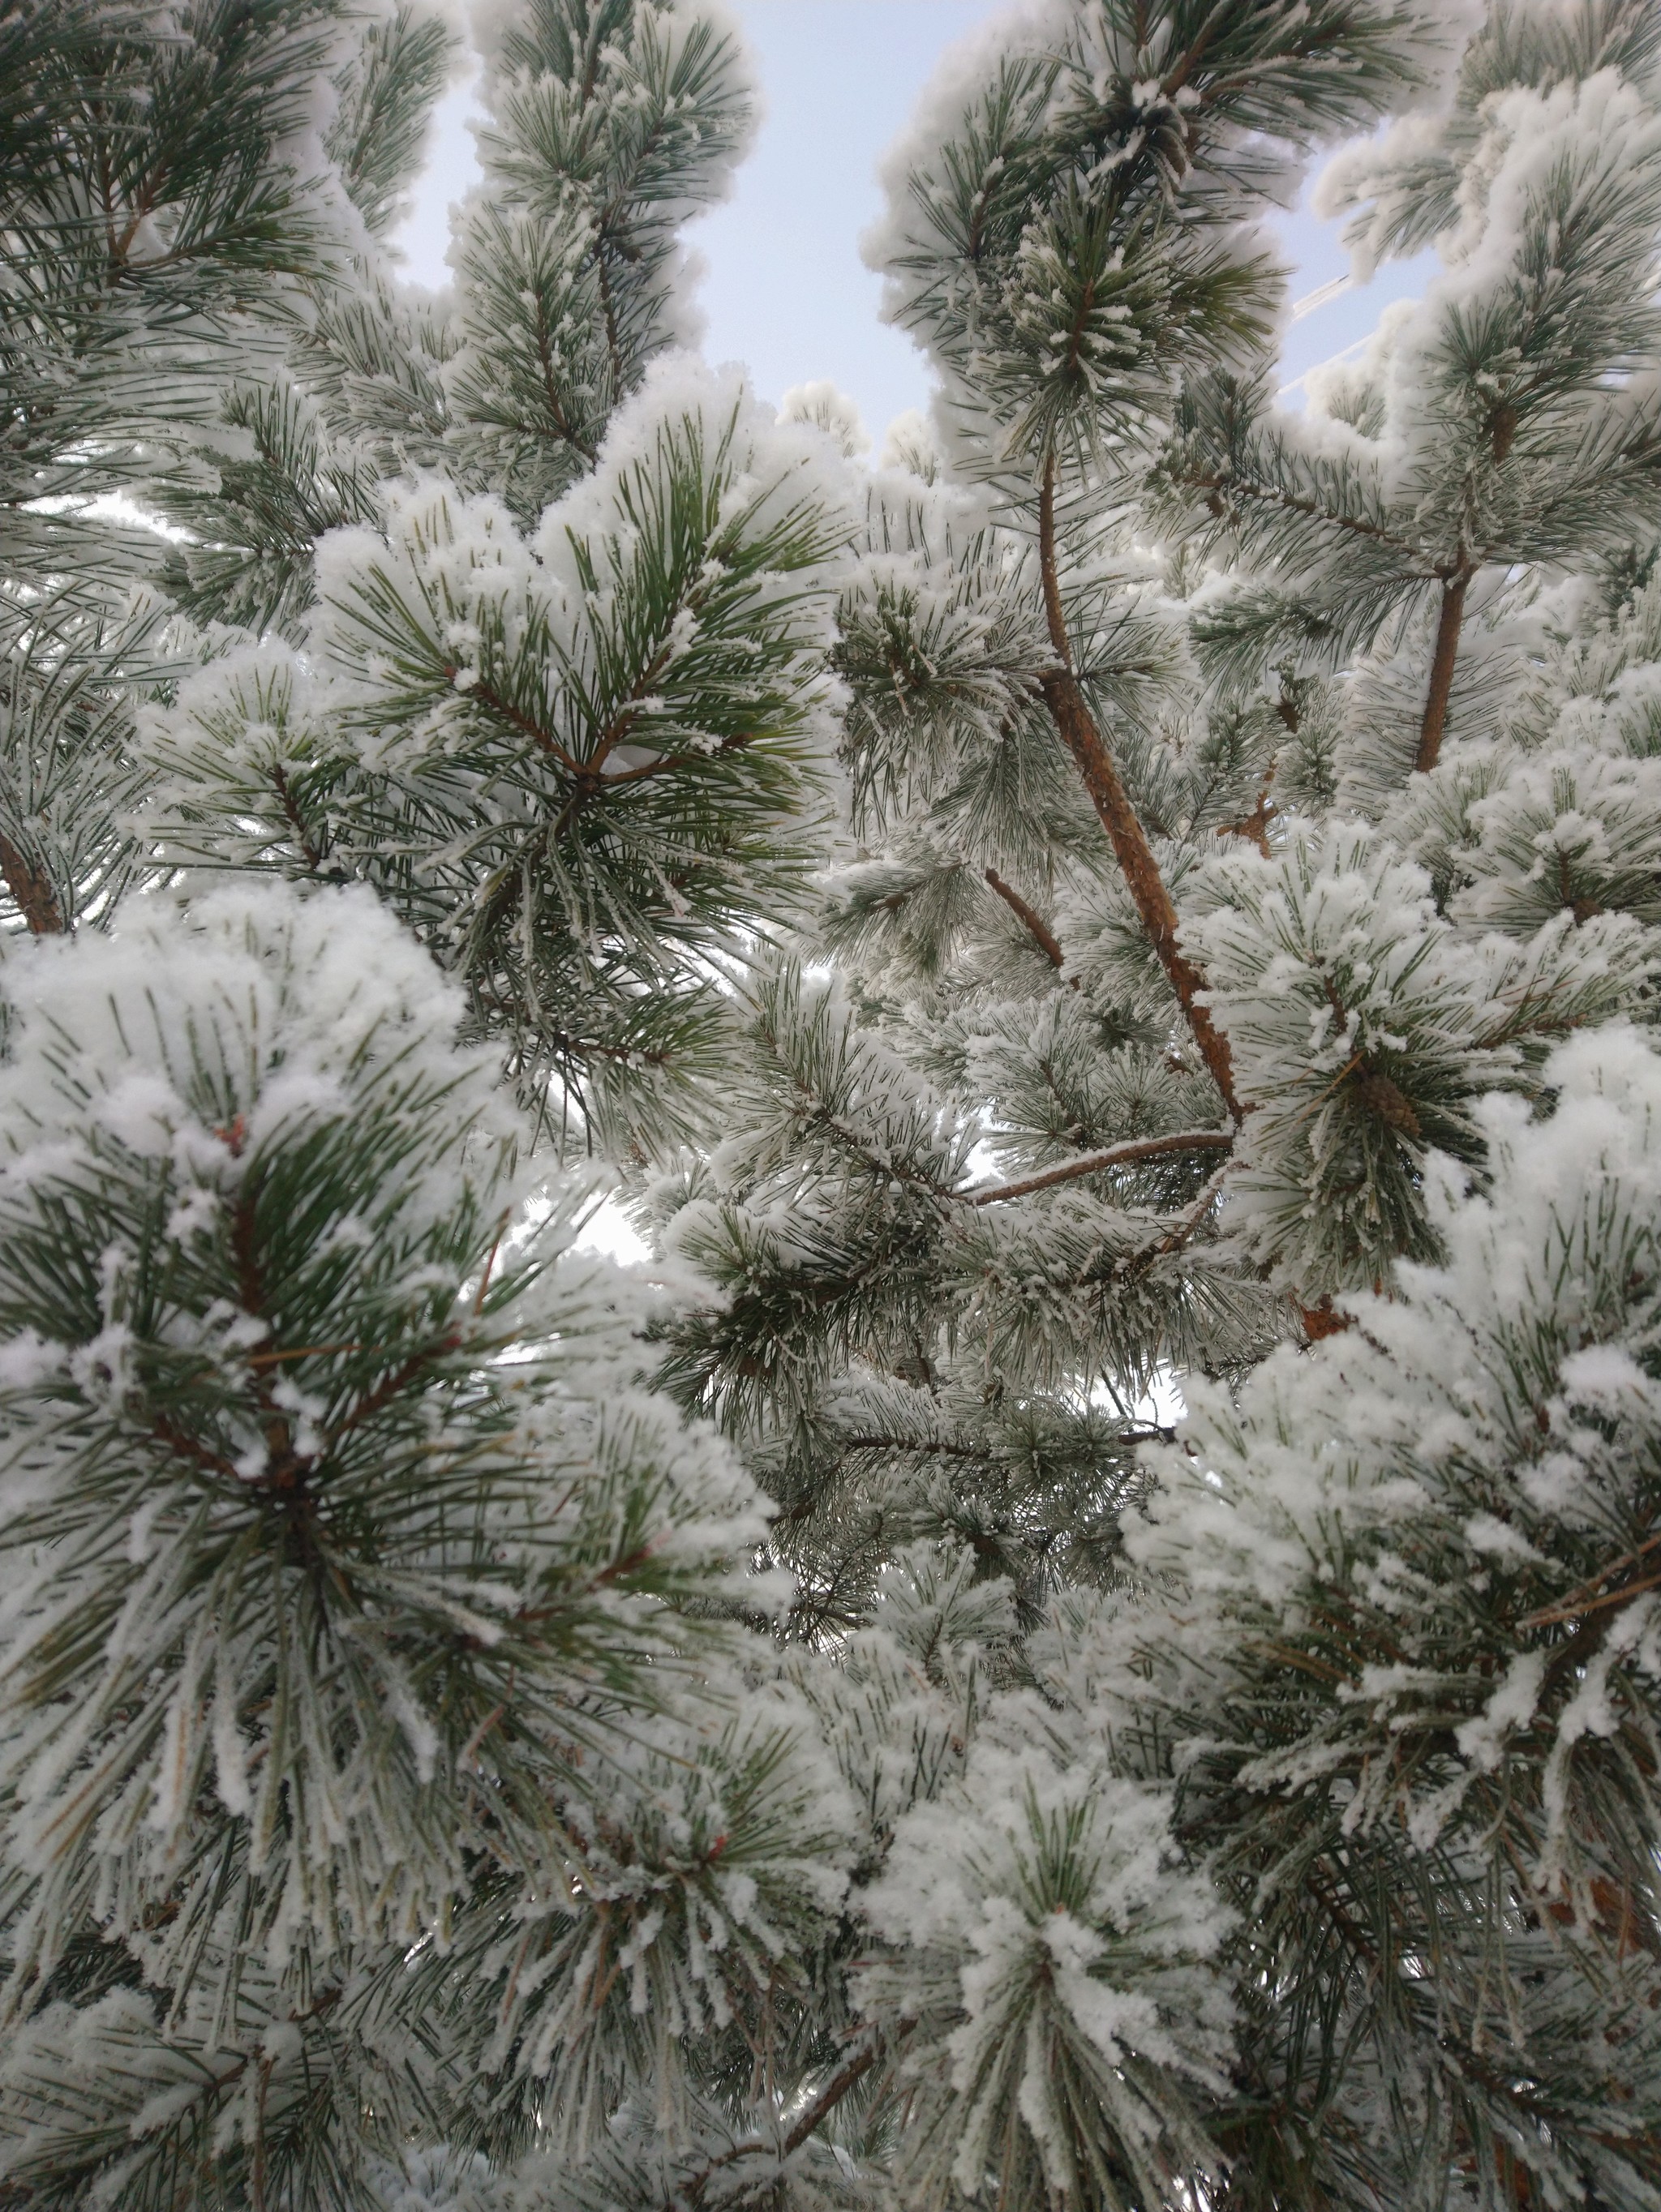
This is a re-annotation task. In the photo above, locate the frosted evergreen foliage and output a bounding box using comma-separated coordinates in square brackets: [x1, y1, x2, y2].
[135, 373, 848, 1140]
[4, 2, 1661, 2209]
[646, 0, 1661, 2204]
[0, 885, 786, 2204]
[1082, 1027, 1661, 2205]
[7, 0, 846, 1148]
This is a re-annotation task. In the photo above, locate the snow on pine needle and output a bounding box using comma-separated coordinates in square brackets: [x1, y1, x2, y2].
[0, 884, 766, 2004]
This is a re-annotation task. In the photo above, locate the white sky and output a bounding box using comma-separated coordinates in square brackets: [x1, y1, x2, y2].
[391, 0, 1439, 444]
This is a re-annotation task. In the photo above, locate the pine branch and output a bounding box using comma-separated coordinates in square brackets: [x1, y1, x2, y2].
[1517, 1527, 1661, 1630]
[1036, 460, 1241, 1119]
[268, 763, 325, 874]
[680, 2025, 899, 2206]
[0, 830, 62, 933]
[1178, 465, 1423, 562]
[533, 310, 599, 462]
[967, 1129, 1234, 1207]
[984, 865, 1076, 982]
[1414, 568, 1473, 775]
[449, 667, 586, 776]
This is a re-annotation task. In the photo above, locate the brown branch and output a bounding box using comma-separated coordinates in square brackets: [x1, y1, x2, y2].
[454, 671, 585, 776]
[580, 590, 722, 783]
[270, 765, 324, 874]
[149, 1413, 245, 1485]
[1146, 1151, 1234, 1262]
[1532, 1568, 1661, 1628]
[1217, 759, 1278, 858]
[1414, 571, 1471, 775]
[780, 2042, 884, 2156]
[533, 312, 598, 464]
[105, 152, 169, 285]
[595, 254, 626, 395]
[984, 866, 1075, 982]
[595, 728, 758, 790]
[1520, 1527, 1661, 1631]
[1161, 19, 1217, 101]
[681, 2029, 898, 2206]
[0, 832, 62, 934]
[840, 1428, 1167, 1458]
[531, 1024, 671, 1069]
[229, 1177, 460, 1484]
[840, 1433, 985, 1460]
[1303, 1860, 1380, 1970]
[327, 1331, 462, 1443]
[1037, 461, 1241, 1120]
[967, 1127, 1233, 1207]
[244, 1341, 370, 1367]
[530, 598, 743, 845]
[230, 1190, 311, 1495]
[1037, 460, 1074, 665]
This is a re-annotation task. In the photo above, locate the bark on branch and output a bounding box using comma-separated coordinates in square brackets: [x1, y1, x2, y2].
[0, 832, 63, 934]
[968, 1127, 1233, 1206]
[984, 865, 1075, 983]
[1414, 569, 1471, 775]
[1036, 462, 1241, 1119]
[680, 2030, 895, 2206]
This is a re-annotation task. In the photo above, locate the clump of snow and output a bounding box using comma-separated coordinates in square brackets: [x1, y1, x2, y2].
[1102, 1025, 1661, 1864]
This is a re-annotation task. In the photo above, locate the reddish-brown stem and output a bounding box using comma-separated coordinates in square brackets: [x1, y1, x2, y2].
[1518, 1528, 1661, 1631]
[595, 255, 625, 393]
[327, 1331, 461, 1442]
[0, 834, 63, 934]
[681, 2030, 896, 2206]
[533, 311, 598, 462]
[968, 1127, 1233, 1207]
[1177, 467, 1422, 560]
[270, 764, 325, 873]
[1414, 571, 1471, 776]
[597, 728, 757, 789]
[1036, 463, 1241, 1120]
[780, 2041, 883, 2155]
[983, 866, 1075, 981]
[456, 672, 585, 775]
[1217, 760, 1278, 858]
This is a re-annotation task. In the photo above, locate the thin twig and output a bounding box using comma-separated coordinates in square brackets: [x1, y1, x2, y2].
[984, 866, 1075, 982]
[680, 2026, 902, 2206]
[1518, 1528, 1661, 1630]
[967, 1128, 1232, 1207]
[454, 671, 586, 776]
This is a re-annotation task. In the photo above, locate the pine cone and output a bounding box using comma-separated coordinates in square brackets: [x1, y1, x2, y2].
[1352, 1066, 1422, 1136]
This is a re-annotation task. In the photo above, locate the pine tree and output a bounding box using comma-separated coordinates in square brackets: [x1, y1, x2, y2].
[650, 1, 1661, 2205]
[2, 5, 850, 2206]
[2, 4, 1661, 2210]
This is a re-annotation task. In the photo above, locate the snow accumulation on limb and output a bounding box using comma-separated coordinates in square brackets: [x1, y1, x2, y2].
[8, 4, 1661, 2210]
